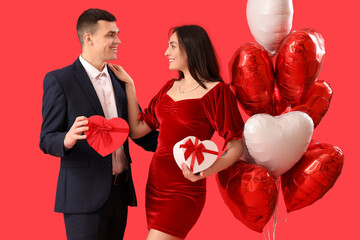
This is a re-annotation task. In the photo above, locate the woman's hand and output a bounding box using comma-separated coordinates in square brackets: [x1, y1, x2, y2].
[181, 139, 244, 182]
[181, 163, 206, 182]
[108, 63, 134, 87]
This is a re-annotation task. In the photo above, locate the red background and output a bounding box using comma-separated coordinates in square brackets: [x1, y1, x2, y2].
[0, 0, 358, 239]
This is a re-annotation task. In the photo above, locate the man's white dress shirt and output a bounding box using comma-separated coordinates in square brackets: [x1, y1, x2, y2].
[79, 55, 127, 175]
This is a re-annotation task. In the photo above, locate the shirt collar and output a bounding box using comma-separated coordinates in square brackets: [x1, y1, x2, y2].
[79, 55, 109, 79]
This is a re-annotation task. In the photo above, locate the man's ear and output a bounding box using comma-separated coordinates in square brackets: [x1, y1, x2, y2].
[83, 33, 93, 46]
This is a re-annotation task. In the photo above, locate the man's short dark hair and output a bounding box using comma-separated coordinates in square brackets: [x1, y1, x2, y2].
[76, 8, 116, 46]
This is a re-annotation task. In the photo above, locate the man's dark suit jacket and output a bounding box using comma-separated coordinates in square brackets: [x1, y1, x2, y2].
[40, 58, 158, 213]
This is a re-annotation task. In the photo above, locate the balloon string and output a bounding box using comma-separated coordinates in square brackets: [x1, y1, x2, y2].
[263, 225, 270, 240]
[263, 177, 282, 240]
[272, 177, 281, 240]
[264, 178, 288, 240]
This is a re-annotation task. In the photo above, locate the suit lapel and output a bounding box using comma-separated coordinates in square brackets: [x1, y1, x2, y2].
[109, 68, 126, 118]
[73, 59, 105, 116]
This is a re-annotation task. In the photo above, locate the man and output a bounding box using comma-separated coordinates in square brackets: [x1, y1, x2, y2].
[40, 8, 158, 240]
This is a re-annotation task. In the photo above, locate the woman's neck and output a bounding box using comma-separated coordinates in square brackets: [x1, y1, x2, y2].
[182, 70, 198, 84]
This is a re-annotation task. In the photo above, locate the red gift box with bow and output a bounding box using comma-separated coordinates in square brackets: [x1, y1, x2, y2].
[84, 115, 129, 157]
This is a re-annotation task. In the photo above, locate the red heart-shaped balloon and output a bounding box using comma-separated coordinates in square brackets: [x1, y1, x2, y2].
[230, 29, 329, 128]
[281, 140, 344, 212]
[273, 83, 290, 115]
[289, 80, 332, 128]
[84, 115, 129, 157]
[229, 42, 275, 116]
[216, 160, 277, 232]
[275, 29, 325, 105]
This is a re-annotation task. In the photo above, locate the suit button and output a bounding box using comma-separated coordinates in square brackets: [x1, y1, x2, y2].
[107, 162, 111, 168]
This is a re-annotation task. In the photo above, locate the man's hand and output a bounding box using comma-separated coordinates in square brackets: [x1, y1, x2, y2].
[64, 116, 88, 150]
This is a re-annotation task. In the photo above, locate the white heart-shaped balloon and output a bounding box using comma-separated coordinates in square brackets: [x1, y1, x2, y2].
[246, 0, 294, 55]
[173, 136, 219, 174]
[244, 111, 313, 176]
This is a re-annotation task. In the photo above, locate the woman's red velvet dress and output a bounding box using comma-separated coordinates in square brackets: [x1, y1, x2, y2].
[139, 80, 244, 238]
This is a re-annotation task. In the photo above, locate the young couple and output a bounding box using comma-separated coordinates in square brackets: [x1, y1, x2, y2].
[40, 8, 244, 240]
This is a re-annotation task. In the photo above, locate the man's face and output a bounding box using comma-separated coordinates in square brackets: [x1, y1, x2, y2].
[90, 20, 121, 62]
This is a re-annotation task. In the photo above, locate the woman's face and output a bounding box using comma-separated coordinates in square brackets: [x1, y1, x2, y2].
[165, 33, 188, 72]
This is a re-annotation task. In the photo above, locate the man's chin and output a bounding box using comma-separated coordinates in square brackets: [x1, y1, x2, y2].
[107, 55, 118, 61]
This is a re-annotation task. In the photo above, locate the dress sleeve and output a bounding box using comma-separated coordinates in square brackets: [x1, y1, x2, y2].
[138, 80, 173, 130]
[201, 82, 244, 150]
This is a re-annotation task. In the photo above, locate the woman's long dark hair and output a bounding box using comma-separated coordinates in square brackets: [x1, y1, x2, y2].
[169, 25, 224, 89]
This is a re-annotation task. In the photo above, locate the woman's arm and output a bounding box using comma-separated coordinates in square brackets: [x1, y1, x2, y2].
[108, 63, 152, 139]
[181, 139, 244, 182]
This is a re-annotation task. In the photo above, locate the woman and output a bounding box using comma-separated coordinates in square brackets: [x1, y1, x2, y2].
[109, 25, 244, 240]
